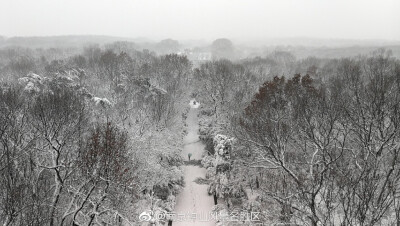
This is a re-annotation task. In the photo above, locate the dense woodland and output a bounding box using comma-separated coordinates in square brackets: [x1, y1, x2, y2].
[0, 40, 400, 225]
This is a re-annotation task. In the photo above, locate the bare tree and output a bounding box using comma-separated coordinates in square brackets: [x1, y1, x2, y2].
[29, 88, 87, 225]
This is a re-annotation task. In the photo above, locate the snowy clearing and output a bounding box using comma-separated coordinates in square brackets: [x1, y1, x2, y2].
[189, 99, 200, 108]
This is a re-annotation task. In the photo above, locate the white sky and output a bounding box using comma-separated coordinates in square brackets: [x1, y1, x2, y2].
[1, 0, 399, 41]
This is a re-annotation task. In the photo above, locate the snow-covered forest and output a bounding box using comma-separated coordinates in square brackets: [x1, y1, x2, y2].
[0, 38, 399, 226]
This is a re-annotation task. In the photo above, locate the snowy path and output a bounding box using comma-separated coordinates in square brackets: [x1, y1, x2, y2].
[173, 103, 215, 226]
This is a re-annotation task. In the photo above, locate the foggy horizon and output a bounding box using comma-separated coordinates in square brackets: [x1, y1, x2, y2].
[2, 34, 400, 44]
[1, 0, 400, 42]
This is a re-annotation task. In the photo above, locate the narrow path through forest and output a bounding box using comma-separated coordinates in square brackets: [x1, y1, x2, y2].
[173, 102, 215, 226]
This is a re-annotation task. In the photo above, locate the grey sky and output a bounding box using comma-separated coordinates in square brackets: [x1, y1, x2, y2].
[1, 0, 399, 41]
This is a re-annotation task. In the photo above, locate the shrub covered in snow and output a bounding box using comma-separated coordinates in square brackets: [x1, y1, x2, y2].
[92, 96, 113, 108]
[18, 72, 46, 93]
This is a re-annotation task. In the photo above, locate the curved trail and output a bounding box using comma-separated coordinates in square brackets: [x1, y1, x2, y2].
[173, 104, 215, 226]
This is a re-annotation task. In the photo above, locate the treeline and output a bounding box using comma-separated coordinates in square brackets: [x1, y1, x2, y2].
[195, 49, 400, 225]
[0, 43, 192, 225]
[2, 41, 400, 225]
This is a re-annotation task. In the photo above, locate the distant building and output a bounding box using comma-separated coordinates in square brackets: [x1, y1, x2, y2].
[183, 50, 212, 67]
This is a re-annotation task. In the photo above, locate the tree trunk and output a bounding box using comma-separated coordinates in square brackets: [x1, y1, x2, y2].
[256, 176, 259, 189]
[50, 182, 63, 226]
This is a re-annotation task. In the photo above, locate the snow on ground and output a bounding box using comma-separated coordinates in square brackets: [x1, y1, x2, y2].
[174, 106, 215, 226]
[189, 99, 200, 109]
